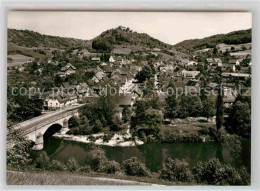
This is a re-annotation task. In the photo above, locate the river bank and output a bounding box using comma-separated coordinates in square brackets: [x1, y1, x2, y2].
[54, 128, 144, 147]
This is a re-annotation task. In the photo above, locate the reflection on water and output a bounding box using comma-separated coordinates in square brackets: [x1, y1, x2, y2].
[32, 136, 250, 172]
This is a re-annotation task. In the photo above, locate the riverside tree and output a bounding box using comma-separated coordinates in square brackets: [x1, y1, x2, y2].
[216, 70, 224, 132]
[225, 96, 251, 138]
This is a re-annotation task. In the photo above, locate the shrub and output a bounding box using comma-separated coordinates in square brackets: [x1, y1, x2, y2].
[66, 157, 79, 172]
[48, 160, 66, 171]
[223, 135, 242, 160]
[36, 151, 49, 169]
[160, 157, 193, 182]
[192, 158, 250, 185]
[225, 100, 251, 138]
[7, 134, 33, 170]
[92, 120, 103, 133]
[147, 135, 156, 143]
[68, 116, 80, 128]
[159, 129, 201, 143]
[79, 165, 91, 173]
[66, 126, 91, 135]
[103, 134, 114, 143]
[89, 147, 108, 172]
[239, 166, 251, 185]
[122, 157, 149, 177]
[105, 160, 121, 174]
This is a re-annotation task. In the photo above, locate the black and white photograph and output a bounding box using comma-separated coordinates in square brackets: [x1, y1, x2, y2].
[6, 11, 252, 186]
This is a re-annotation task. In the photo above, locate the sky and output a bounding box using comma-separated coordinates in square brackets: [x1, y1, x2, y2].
[8, 11, 252, 45]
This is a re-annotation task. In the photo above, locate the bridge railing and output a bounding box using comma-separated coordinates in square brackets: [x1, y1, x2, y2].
[16, 105, 81, 127]
[20, 110, 78, 136]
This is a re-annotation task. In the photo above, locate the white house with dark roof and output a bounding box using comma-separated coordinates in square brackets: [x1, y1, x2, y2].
[44, 92, 77, 109]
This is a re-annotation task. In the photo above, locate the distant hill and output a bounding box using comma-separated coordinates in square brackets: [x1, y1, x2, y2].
[91, 26, 171, 52]
[8, 27, 251, 57]
[8, 29, 89, 49]
[174, 28, 252, 53]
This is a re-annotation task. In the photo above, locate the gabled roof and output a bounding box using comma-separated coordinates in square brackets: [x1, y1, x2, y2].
[95, 71, 105, 80]
[103, 66, 113, 73]
[130, 65, 141, 71]
[86, 68, 96, 73]
[114, 56, 123, 62]
[87, 79, 95, 86]
[61, 82, 71, 89]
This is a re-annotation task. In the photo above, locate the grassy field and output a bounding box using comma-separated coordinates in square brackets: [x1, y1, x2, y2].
[7, 170, 156, 186]
[217, 43, 251, 52]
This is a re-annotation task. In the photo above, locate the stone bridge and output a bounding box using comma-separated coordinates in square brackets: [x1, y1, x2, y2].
[14, 105, 82, 150]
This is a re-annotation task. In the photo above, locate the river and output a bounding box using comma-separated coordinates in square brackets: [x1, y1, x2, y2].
[32, 136, 250, 173]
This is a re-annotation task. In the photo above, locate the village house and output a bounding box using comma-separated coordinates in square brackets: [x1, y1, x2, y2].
[214, 58, 222, 67]
[76, 82, 90, 98]
[103, 65, 113, 77]
[229, 59, 240, 66]
[174, 68, 185, 77]
[61, 63, 76, 71]
[153, 48, 161, 52]
[160, 65, 174, 73]
[222, 72, 251, 79]
[118, 92, 135, 108]
[44, 92, 78, 110]
[206, 58, 213, 65]
[195, 48, 213, 54]
[181, 70, 200, 79]
[91, 71, 106, 84]
[100, 62, 107, 66]
[129, 65, 142, 76]
[223, 87, 237, 108]
[60, 63, 76, 76]
[91, 57, 101, 63]
[109, 56, 115, 63]
[224, 60, 237, 72]
[114, 56, 126, 66]
[119, 72, 135, 94]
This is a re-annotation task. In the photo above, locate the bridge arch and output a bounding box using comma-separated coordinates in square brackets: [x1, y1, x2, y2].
[22, 110, 79, 150]
[43, 123, 63, 140]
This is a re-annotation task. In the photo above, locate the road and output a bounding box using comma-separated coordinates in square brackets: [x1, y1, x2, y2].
[15, 104, 85, 131]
